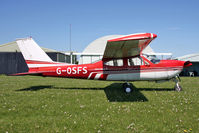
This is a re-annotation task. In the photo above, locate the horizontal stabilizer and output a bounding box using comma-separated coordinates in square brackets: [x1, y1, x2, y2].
[9, 72, 43, 76]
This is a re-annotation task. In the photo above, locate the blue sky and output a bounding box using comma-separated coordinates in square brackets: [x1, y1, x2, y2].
[0, 0, 198, 57]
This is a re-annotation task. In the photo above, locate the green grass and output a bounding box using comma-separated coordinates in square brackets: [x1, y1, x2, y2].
[0, 75, 199, 133]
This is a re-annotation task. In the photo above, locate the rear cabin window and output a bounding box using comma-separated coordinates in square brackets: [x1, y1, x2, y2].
[104, 59, 123, 66]
[128, 57, 144, 66]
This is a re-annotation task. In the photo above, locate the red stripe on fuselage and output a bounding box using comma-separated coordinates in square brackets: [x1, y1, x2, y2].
[26, 60, 65, 64]
[89, 73, 97, 80]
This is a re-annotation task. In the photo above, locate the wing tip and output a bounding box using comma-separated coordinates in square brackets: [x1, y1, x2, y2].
[108, 33, 157, 42]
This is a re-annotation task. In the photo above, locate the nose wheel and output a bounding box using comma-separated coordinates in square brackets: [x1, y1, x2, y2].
[175, 82, 182, 91]
[123, 82, 132, 93]
[173, 76, 182, 91]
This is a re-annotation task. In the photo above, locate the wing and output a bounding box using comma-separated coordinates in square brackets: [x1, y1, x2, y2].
[102, 33, 157, 59]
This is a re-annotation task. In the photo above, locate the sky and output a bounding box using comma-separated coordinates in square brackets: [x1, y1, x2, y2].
[0, 0, 199, 58]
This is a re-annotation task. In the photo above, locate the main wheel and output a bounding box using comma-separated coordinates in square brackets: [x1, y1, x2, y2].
[125, 87, 131, 93]
[175, 82, 182, 91]
[123, 83, 132, 93]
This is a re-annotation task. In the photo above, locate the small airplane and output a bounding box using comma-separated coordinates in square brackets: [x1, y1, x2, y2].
[14, 33, 192, 93]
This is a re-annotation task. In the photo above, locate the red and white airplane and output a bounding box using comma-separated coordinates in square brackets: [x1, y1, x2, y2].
[14, 33, 192, 92]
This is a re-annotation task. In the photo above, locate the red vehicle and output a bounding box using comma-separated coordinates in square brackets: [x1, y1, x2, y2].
[14, 33, 191, 92]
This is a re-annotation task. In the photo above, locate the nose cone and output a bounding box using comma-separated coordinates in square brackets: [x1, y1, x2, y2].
[171, 60, 192, 68]
[184, 61, 192, 67]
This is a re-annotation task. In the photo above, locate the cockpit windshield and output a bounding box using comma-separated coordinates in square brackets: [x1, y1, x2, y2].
[143, 54, 160, 64]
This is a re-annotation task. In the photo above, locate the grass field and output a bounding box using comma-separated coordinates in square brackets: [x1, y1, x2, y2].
[0, 75, 199, 133]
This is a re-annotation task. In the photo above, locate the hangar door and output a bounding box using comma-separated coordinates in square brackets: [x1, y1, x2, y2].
[0, 52, 28, 74]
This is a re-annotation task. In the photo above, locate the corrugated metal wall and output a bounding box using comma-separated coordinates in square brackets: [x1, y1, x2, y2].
[48, 53, 76, 63]
[0, 52, 28, 74]
[0, 52, 75, 74]
[47, 53, 57, 61]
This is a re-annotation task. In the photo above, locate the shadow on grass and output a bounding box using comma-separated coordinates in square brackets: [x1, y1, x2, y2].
[16, 85, 53, 91]
[16, 83, 174, 102]
[103, 83, 148, 102]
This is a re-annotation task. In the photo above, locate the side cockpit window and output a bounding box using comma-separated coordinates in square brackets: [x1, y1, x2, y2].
[104, 59, 123, 66]
[143, 54, 160, 64]
[128, 57, 144, 66]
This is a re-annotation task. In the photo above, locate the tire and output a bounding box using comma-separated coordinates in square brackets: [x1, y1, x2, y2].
[175, 83, 182, 91]
[125, 87, 131, 93]
[123, 83, 132, 93]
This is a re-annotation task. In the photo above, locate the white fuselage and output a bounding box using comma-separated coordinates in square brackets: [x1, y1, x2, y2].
[105, 67, 183, 81]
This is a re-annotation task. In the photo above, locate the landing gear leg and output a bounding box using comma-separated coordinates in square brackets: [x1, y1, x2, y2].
[123, 82, 132, 93]
[173, 76, 182, 91]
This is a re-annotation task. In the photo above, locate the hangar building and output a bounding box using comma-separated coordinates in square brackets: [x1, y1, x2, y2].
[0, 40, 74, 74]
[177, 53, 199, 76]
[79, 35, 155, 64]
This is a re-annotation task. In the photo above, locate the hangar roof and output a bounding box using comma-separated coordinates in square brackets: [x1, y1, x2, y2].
[82, 35, 154, 55]
[177, 53, 199, 62]
[0, 41, 57, 53]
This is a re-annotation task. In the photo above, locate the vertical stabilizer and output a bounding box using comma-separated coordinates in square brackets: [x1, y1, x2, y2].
[16, 38, 53, 62]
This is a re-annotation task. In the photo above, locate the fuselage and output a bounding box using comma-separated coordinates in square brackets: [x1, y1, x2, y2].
[14, 33, 192, 85]
[31, 55, 189, 81]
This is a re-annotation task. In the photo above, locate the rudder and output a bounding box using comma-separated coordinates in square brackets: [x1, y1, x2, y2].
[16, 38, 53, 63]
